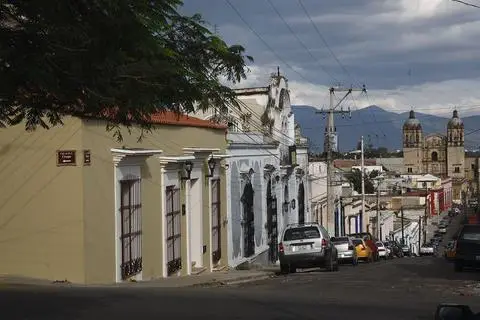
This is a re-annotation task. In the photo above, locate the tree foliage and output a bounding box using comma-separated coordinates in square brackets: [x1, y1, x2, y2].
[347, 168, 380, 194]
[0, 0, 253, 139]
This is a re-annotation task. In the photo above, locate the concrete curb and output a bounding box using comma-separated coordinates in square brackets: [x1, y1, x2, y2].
[0, 272, 277, 290]
[189, 273, 275, 288]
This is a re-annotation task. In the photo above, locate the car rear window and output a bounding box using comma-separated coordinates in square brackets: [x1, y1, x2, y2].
[331, 237, 349, 244]
[284, 226, 320, 241]
[352, 239, 363, 246]
[375, 242, 383, 247]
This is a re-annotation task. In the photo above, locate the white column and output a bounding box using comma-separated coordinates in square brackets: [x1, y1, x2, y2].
[185, 179, 191, 275]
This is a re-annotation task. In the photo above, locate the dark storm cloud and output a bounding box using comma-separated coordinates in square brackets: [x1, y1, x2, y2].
[181, 0, 480, 91]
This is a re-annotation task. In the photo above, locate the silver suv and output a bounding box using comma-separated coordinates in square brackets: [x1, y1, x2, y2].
[279, 222, 339, 273]
[331, 236, 358, 265]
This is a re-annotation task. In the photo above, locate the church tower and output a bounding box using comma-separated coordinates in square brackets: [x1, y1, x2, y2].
[403, 110, 423, 174]
[446, 109, 465, 179]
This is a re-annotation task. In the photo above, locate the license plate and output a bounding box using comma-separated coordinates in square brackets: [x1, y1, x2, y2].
[295, 245, 308, 251]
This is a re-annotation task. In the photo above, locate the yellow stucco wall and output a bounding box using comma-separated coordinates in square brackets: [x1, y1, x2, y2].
[0, 117, 85, 282]
[0, 116, 227, 284]
[81, 119, 227, 283]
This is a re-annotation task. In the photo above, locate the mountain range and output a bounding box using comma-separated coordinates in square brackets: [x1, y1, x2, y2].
[291, 105, 480, 153]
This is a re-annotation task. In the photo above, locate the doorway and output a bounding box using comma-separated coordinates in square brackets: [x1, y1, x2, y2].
[266, 180, 278, 263]
[298, 182, 305, 224]
[241, 181, 255, 258]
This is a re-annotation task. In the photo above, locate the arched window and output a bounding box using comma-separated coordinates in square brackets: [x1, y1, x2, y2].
[431, 151, 438, 162]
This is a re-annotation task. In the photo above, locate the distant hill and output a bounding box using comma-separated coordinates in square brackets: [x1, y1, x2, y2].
[292, 105, 480, 153]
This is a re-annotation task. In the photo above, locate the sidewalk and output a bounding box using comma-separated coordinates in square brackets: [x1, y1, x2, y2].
[0, 269, 278, 289]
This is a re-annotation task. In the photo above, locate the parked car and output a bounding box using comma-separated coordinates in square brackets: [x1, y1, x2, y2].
[331, 236, 358, 265]
[453, 224, 480, 272]
[419, 244, 434, 256]
[278, 222, 339, 273]
[401, 244, 412, 256]
[352, 238, 373, 262]
[375, 241, 388, 259]
[438, 227, 447, 234]
[385, 240, 404, 258]
[383, 241, 396, 259]
[348, 232, 379, 261]
[444, 240, 456, 261]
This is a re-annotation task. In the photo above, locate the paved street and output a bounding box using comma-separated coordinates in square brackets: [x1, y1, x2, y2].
[2, 213, 479, 320]
[2, 256, 480, 320]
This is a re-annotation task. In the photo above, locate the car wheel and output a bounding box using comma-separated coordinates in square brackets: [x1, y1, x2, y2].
[280, 263, 289, 274]
[288, 264, 296, 273]
[454, 261, 463, 272]
[326, 255, 335, 272]
[334, 259, 340, 272]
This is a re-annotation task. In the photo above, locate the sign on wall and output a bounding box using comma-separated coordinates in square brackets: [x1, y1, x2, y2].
[83, 150, 91, 166]
[57, 150, 76, 166]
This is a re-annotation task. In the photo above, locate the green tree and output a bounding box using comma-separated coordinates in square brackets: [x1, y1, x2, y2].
[347, 168, 380, 194]
[0, 0, 252, 139]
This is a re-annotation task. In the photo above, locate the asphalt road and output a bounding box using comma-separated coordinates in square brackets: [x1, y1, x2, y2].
[2, 256, 480, 320]
[3, 214, 480, 320]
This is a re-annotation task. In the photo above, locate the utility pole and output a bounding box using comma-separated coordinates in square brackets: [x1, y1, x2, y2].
[376, 181, 380, 240]
[361, 135, 365, 233]
[477, 157, 480, 214]
[418, 215, 422, 254]
[316, 85, 366, 234]
[424, 186, 428, 245]
[401, 206, 405, 245]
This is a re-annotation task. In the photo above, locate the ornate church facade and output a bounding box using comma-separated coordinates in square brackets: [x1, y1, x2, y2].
[403, 109, 467, 202]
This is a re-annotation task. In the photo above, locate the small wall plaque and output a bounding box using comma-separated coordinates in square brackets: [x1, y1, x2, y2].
[83, 150, 91, 166]
[57, 150, 76, 166]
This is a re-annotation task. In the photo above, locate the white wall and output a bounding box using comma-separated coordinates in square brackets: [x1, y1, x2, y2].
[392, 221, 421, 255]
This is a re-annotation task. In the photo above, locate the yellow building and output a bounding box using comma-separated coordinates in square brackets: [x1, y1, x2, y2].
[402, 109, 467, 202]
[0, 112, 228, 284]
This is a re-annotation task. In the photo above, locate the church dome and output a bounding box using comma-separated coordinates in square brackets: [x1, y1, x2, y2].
[403, 110, 421, 130]
[447, 109, 463, 129]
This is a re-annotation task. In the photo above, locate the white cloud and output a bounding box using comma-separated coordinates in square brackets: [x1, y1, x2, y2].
[184, 0, 480, 119]
[289, 77, 480, 117]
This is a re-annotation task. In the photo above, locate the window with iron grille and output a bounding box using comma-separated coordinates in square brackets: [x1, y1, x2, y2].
[120, 179, 142, 280]
[211, 179, 221, 263]
[166, 186, 181, 275]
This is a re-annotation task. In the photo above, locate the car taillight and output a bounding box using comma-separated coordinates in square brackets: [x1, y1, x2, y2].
[348, 245, 354, 250]
[279, 242, 284, 253]
[321, 239, 327, 247]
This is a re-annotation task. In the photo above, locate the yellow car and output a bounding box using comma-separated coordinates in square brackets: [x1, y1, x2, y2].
[352, 238, 373, 262]
[444, 241, 456, 260]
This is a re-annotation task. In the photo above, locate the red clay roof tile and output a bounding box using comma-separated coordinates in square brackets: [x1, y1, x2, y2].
[148, 111, 227, 130]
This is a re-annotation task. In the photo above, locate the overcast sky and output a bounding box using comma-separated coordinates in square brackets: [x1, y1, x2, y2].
[181, 0, 480, 116]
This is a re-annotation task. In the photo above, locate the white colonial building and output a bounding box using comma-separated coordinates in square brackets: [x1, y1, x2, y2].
[195, 72, 310, 268]
[308, 161, 343, 236]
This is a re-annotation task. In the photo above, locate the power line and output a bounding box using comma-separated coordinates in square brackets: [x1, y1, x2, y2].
[297, 0, 357, 85]
[224, 0, 313, 83]
[265, 0, 338, 83]
[451, 0, 480, 9]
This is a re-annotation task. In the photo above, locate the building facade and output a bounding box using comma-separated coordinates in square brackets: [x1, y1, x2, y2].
[308, 161, 343, 236]
[195, 72, 310, 268]
[0, 112, 228, 284]
[402, 109, 467, 203]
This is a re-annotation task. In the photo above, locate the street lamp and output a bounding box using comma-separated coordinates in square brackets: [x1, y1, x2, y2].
[181, 160, 193, 180]
[205, 157, 216, 178]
